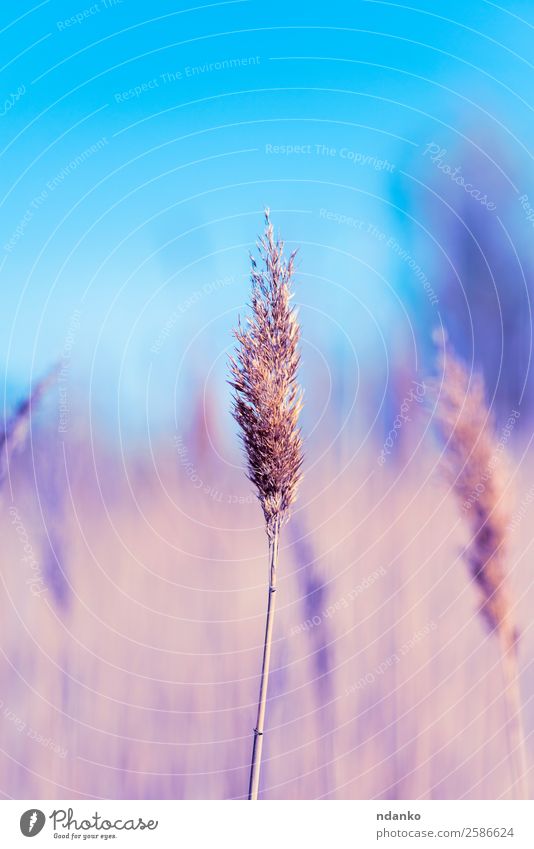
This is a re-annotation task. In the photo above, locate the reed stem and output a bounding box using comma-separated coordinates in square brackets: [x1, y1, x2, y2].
[248, 520, 280, 800]
[499, 637, 529, 800]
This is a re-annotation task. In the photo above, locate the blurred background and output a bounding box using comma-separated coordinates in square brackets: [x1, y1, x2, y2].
[0, 0, 533, 799]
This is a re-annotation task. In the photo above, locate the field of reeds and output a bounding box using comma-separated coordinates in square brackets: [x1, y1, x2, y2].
[1, 392, 532, 800]
[1, 0, 532, 808]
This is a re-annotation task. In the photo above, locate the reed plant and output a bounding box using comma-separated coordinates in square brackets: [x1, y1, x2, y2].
[230, 210, 303, 800]
[0, 367, 58, 480]
[432, 330, 528, 799]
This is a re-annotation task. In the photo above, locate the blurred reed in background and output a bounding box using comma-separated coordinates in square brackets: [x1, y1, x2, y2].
[0, 385, 532, 800]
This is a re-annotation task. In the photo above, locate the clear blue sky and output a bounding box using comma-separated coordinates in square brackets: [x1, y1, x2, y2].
[1, 0, 532, 435]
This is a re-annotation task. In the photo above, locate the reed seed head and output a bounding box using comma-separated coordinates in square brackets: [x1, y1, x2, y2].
[432, 330, 517, 652]
[0, 365, 59, 477]
[229, 210, 303, 537]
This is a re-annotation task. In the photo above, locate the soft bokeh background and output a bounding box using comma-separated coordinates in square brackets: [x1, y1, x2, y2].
[0, 0, 533, 799]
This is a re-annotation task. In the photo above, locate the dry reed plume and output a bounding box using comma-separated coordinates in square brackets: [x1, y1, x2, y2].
[0, 366, 58, 480]
[432, 330, 528, 799]
[230, 210, 303, 800]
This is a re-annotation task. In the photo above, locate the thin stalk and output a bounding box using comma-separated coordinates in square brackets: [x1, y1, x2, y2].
[499, 638, 529, 800]
[248, 521, 280, 800]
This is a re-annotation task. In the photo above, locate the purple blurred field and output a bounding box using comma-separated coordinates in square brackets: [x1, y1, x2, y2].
[1, 398, 532, 800]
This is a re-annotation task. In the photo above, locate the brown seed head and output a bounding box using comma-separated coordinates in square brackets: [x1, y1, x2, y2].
[432, 330, 517, 652]
[229, 210, 303, 537]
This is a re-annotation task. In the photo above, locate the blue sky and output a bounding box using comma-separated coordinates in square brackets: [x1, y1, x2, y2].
[1, 0, 533, 436]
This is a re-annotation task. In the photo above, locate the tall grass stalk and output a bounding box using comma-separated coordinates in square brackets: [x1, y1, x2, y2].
[432, 330, 528, 799]
[248, 518, 280, 800]
[230, 211, 303, 800]
[1, 366, 58, 479]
